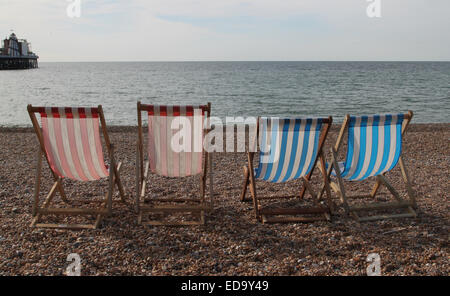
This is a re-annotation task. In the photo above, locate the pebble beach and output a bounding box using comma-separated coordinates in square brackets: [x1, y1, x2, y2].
[0, 124, 448, 276]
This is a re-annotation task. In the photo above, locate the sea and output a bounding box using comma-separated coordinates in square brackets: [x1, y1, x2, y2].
[0, 61, 449, 126]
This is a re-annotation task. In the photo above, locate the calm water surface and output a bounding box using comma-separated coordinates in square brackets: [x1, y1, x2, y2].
[0, 62, 449, 126]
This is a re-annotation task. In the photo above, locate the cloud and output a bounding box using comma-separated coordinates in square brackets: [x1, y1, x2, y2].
[0, 0, 448, 61]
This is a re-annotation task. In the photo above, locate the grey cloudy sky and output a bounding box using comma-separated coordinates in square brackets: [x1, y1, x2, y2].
[0, 0, 449, 62]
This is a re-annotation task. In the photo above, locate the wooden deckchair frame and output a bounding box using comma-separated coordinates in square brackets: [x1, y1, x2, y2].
[241, 117, 334, 224]
[27, 104, 126, 230]
[136, 102, 213, 226]
[319, 111, 417, 222]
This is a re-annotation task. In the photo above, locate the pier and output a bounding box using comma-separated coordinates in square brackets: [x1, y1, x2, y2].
[0, 32, 39, 70]
[0, 56, 38, 70]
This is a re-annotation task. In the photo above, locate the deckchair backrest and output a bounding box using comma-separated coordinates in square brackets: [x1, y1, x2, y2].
[341, 114, 405, 181]
[147, 105, 207, 177]
[255, 117, 324, 183]
[37, 107, 109, 181]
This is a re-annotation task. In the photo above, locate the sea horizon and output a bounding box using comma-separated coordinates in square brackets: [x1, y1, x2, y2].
[38, 60, 450, 63]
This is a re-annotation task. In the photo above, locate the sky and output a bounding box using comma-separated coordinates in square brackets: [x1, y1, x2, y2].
[0, 0, 449, 62]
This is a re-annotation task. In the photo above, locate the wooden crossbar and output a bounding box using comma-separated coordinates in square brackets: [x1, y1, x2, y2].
[357, 213, 416, 222]
[262, 216, 328, 224]
[141, 221, 204, 226]
[349, 201, 413, 212]
[255, 195, 300, 200]
[140, 205, 212, 213]
[37, 208, 109, 215]
[33, 223, 97, 230]
[143, 198, 203, 203]
[259, 206, 329, 216]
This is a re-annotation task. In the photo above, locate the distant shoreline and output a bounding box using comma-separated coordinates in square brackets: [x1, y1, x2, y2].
[36, 60, 450, 63]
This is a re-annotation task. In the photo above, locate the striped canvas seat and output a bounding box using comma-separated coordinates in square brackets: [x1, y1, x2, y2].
[254, 117, 324, 183]
[331, 114, 405, 181]
[147, 105, 206, 177]
[38, 107, 109, 181]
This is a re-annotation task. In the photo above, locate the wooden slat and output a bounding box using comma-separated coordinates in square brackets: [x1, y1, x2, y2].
[37, 208, 108, 215]
[144, 198, 202, 203]
[256, 195, 299, 200]
[66, 199, 113, 204]
[347, 194, 375, 199]
[33, 223, 97, 230]
[349, 201, 413, 212]
[259, 206, 329, 216]
[140, 205, 212, 213]
[357, 213, 416, 222]
[142, 220, 203, 226]
[262, 215, 327, 224]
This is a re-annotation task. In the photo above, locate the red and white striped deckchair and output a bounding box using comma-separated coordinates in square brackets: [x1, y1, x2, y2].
[27, 105, 126, 229]
[136, 102, 213, 226]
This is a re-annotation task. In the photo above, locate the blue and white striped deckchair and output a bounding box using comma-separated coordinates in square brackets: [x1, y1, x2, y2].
[327, 111, 417, 222]
[241, 116, 334, 224]
[254, 118, 324, 183]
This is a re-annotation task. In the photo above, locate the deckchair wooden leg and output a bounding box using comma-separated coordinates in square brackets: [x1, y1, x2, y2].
[94, 213, 103, 229]
[302, 177, 331, 221]
[330, 147, 350, 213]
[135, 143, 141, 213]
[139, 162, 149, 204]
[370, 178, 382, 198]
[32, 177, 110, 230]
[106, 152, 115, 214]
[55, 177, 69, 203]
[240, 166, 250, 202]
[319, 151, 334, 213]
[113, 165, 126, 203]
[247, 152, 260, 220]
[317, 164, 333, 201]
[31, 180, 59, 227]
[398, 156, 416, 207]
[200, 211, 206, 225]
[299, 171, 313, 200]
[32, 149, 43, 217]
[199, 153, 208, 225]
[209, 152, 214, 208]
[302, 177, 318, 205]
[94, 191, 110, 228]
[377, 175, 403, 202]
[377, 175, 416, 217]
[114, 162, 127, 204]
[318, 115, 349, 201]
[137, 211, 143, 225]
